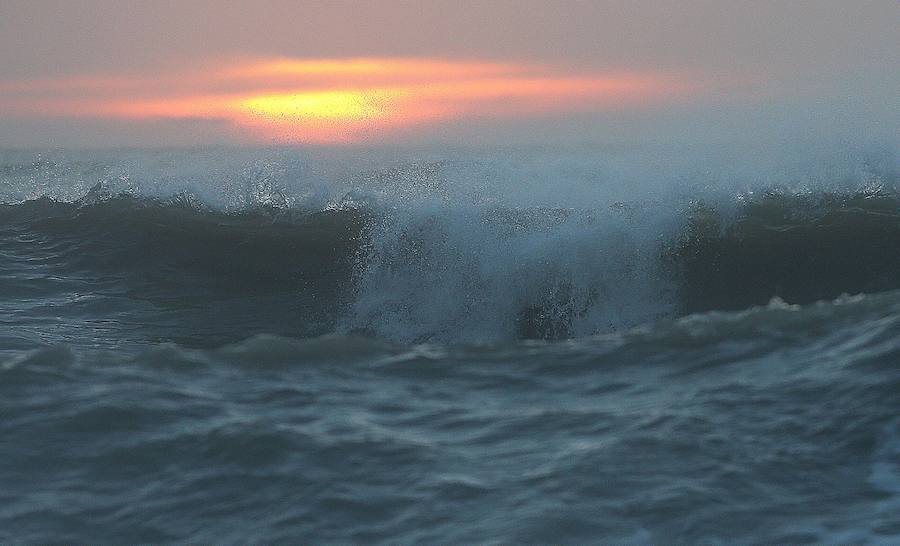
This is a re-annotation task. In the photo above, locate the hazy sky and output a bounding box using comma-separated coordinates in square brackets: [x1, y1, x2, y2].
[0, 0, 897, 147]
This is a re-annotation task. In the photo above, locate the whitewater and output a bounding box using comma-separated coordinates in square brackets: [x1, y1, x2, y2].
[2, 144, 900, 543]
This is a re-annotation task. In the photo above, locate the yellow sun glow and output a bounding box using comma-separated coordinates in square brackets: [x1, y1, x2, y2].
[0, 58, 696, 143]
[237, 90, 397, 121]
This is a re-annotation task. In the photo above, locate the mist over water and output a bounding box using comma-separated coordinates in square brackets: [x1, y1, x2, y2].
[3, 143, 900, 543]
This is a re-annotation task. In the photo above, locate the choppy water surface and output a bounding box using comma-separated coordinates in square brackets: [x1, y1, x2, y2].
[2, 146, 899, 543]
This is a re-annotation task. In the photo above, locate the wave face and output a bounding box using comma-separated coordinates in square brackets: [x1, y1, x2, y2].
[0, 196, 368, 348]
[2, 146, 900, 542]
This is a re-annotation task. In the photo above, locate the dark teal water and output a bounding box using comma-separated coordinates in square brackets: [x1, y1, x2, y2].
[2, 148, 900, 544]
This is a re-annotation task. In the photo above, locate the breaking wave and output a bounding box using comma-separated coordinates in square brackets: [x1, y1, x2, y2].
[2, 145, 897, 343]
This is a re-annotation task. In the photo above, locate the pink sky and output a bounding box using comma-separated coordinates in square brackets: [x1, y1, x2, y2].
[0, 0, 896, 147]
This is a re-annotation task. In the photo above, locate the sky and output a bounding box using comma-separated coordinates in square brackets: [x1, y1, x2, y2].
[0, 0, 897, 148]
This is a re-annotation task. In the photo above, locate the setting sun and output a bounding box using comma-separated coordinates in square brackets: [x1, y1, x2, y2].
[0, 57, 695, 143]
[237, 90, 397, 121]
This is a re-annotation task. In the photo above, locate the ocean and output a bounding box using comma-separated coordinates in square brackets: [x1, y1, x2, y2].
[2, 145, 899, 543]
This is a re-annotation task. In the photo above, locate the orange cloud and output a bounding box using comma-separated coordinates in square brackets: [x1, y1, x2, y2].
[0, 58, 697, 143]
